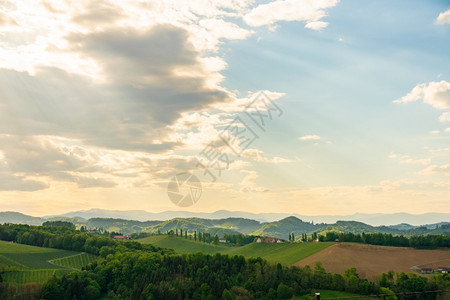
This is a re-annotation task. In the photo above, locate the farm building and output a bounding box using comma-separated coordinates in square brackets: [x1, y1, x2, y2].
[113, 235, 131, 240]
[255, 237, 284, 243]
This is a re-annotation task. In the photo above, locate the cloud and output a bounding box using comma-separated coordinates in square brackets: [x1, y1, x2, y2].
[299, 135, 321, 141]
[439, 112, 450, 123]
[0, 134, 214, 191]
[240, 170, 269, 192]
[0, 172, 48, 191]
[436, 9, 450, 24]
[241, 149, 293, 163]
[304, 21, 328, 30]
[0, 11, 17, 27]
[0, 0, 296, 200]
[420, 164, 450, 176]
[388, 153, 430, 165]
[243, 0, 338, 30]
[0, 24, 236, 152]
[393, 81, 450, 110]
[70, 1, 125, 26]
[241, 149, 267, 162]
[271, 156, 293, 163]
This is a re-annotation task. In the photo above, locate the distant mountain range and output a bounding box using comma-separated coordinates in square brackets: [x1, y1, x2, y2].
[42, 208, 450, 226]
[0, 210, 449, 240]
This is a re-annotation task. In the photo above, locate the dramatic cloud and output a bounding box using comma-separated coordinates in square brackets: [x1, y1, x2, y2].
[0, 24, 235, 152]
[436, 9, 450, 24]
[244, 0, 339, 30]
[393, 81, 450, 110]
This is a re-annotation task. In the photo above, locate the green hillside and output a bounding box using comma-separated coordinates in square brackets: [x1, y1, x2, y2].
[1, 269, 68, 284]
[315, 221, 401, 236]
[138, 235, 230, 255]
[0, 241, 97, 284]
[225, 242, 334, 265]
[49, 252, 97, 270]
[0, 241, 80, 269]
[0, 211, 43, 225]
[250, 216, 317, 240]
[139, 235, 333, 265]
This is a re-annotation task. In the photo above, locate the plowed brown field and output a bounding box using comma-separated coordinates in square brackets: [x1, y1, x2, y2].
[294, 243, 450, 279]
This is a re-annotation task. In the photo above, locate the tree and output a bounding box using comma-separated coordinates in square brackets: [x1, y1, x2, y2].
[277, 283, 293, 299]
[380, 287, 397, 300]
[41, 276, 64, 300]
[222, 288, 232, 300]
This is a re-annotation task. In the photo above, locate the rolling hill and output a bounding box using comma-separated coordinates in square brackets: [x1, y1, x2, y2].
[1, 211, 449, 240]
[42, 209, 450, 225]
[0, 240, 97, 284]
[138, 235, 333, 265]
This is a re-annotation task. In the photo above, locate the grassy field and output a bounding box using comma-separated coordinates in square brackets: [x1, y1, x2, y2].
[138, 235, 333, 265]
[226, 242, 334, 265]
[0, 241, 81, 269]
[49, 253, 97, 270]
[0, 241, 98, 284]
[138, 235, 230, 255]
[1, 269, 69, 284]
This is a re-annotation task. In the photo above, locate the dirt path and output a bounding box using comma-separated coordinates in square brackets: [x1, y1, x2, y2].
[294, 243, 450, 280]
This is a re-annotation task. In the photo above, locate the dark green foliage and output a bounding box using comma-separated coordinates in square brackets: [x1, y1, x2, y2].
[0, 223, 171, 256]
[42, 221, 75, 230]
[223, 233, 255, 245]
[318, 231, 449, 248]
[277, 283, 293, 298]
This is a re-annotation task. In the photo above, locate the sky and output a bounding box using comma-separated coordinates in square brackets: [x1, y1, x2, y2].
[0, 0, 449, 217]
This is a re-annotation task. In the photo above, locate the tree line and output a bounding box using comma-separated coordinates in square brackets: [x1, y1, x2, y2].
[0, 223, 171, 256]
[318, 232, 449, 248]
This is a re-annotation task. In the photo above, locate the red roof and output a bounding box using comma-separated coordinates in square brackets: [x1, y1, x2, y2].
[113, 235, 129, 239]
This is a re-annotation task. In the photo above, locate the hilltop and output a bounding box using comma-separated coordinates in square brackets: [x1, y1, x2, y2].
[41, 209, 450, 226]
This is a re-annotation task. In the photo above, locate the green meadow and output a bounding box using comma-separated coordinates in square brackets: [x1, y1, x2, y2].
[0, 240, 97, 284]
[138, 235, 333, 265]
